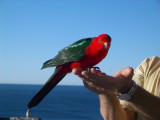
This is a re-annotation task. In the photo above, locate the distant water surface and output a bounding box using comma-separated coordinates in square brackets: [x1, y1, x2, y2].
[0, 84, 103, 120]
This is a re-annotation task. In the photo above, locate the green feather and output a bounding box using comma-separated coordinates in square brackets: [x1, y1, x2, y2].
[41, 37, 95, 69]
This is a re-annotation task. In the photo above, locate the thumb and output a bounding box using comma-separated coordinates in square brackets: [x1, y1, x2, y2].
[114, 67, 134, 79]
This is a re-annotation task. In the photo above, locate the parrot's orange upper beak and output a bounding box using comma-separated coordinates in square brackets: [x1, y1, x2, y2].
[104, 42, 110, 50]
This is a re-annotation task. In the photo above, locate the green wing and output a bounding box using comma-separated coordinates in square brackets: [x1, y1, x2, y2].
[41, 37, 95, 69]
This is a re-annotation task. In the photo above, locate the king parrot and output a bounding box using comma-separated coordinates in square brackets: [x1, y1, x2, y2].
[28, 34, 112, 109]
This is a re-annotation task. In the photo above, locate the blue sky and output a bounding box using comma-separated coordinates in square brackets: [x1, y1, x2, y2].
[0, 0, 160, 85]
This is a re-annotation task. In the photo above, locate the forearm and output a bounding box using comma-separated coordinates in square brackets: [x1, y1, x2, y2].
[99, 92, 127, 120]
[127, 85, 160, 120]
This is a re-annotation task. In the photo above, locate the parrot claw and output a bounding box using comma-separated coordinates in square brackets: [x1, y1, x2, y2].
[86, 66, 100, 71]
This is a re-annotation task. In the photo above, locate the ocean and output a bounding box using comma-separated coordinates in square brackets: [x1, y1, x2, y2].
[0, 84, 103, 120]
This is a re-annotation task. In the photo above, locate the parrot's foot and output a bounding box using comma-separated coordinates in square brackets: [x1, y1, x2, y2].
[86, 66, 100, 71]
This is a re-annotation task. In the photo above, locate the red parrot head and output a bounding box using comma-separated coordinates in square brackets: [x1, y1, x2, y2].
[94, 34, 111, 51]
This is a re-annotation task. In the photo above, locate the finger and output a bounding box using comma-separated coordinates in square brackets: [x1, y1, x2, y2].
[114, 67, 133, 78]
[81, 71, 100, 83]
[113, 67, 134, 84]
[72, 69, 93, 83]
[90, 68, 97, 74]
[81, 72, 108, 89]
[72, 69, 87, 80]
[82, 70, 112, 83]
[101, 72, 107, 76]
[96, 70, 107, 76]
[123, 67, 134, 78]
[72, 68, 82, 75]
[90, 68, 105, 76]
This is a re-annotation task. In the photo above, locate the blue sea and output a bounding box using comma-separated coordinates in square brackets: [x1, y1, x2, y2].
[0, 84, 103, 120]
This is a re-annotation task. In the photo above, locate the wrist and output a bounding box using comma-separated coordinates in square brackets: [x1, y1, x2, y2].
[117, 80, 137, 101]
[118, 80, 133, 93]
[99, 92, 119, 104]
[99, 91, 117, 98]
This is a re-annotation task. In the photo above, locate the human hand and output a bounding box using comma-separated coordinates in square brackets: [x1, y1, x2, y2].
[72, 67, 134, 95]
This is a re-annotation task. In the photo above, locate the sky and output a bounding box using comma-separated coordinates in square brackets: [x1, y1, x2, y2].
[0, 0, 160, 85]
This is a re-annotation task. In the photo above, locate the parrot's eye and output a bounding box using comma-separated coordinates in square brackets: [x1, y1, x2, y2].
[99, 39, 102, 42]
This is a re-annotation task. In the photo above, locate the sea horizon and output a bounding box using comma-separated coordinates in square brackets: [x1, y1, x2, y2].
[0, 84, 103, 120]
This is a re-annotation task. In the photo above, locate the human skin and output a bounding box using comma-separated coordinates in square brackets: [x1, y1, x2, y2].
[72, 67, 160, 120]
